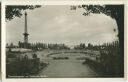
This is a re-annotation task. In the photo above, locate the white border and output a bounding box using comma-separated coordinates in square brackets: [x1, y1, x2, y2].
[2, 1, 128, 82]
[2, 1, 127, 5]
[1, 2, 5, 82]
[125, 3, 128, 81]
[124, 3, 128, 80]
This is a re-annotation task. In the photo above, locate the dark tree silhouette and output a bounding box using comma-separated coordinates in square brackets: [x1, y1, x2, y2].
[81, 5, 124, 45]
[6, 5, 41, 21]
[71, 5, 124, 76]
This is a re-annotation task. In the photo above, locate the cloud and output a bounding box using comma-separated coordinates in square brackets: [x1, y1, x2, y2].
[6, 5, 118, 46]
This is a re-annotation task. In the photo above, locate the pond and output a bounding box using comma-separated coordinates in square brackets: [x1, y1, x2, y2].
[38, 53, 99, 78]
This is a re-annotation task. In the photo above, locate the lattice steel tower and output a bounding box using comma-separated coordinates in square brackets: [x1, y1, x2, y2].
[23, 12, 29, 48]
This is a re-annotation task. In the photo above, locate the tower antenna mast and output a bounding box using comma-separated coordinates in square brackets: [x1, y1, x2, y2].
[23, 12, 29, 48]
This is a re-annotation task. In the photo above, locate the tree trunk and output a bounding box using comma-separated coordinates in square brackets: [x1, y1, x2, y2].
[115, 8, 124, 77]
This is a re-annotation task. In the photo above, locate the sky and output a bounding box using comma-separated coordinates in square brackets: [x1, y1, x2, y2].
[6, 5, 119, 47]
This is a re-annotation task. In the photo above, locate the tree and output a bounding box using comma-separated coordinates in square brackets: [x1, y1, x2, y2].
[71, 5, 123, 42]
[71, 5, 124, 76]
[6, 5, 41, 21]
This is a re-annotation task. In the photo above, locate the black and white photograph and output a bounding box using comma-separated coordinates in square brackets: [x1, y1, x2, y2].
[5, 5, 124, 78]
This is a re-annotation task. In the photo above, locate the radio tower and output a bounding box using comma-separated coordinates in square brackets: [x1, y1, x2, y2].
[23, 12, 29, 48]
